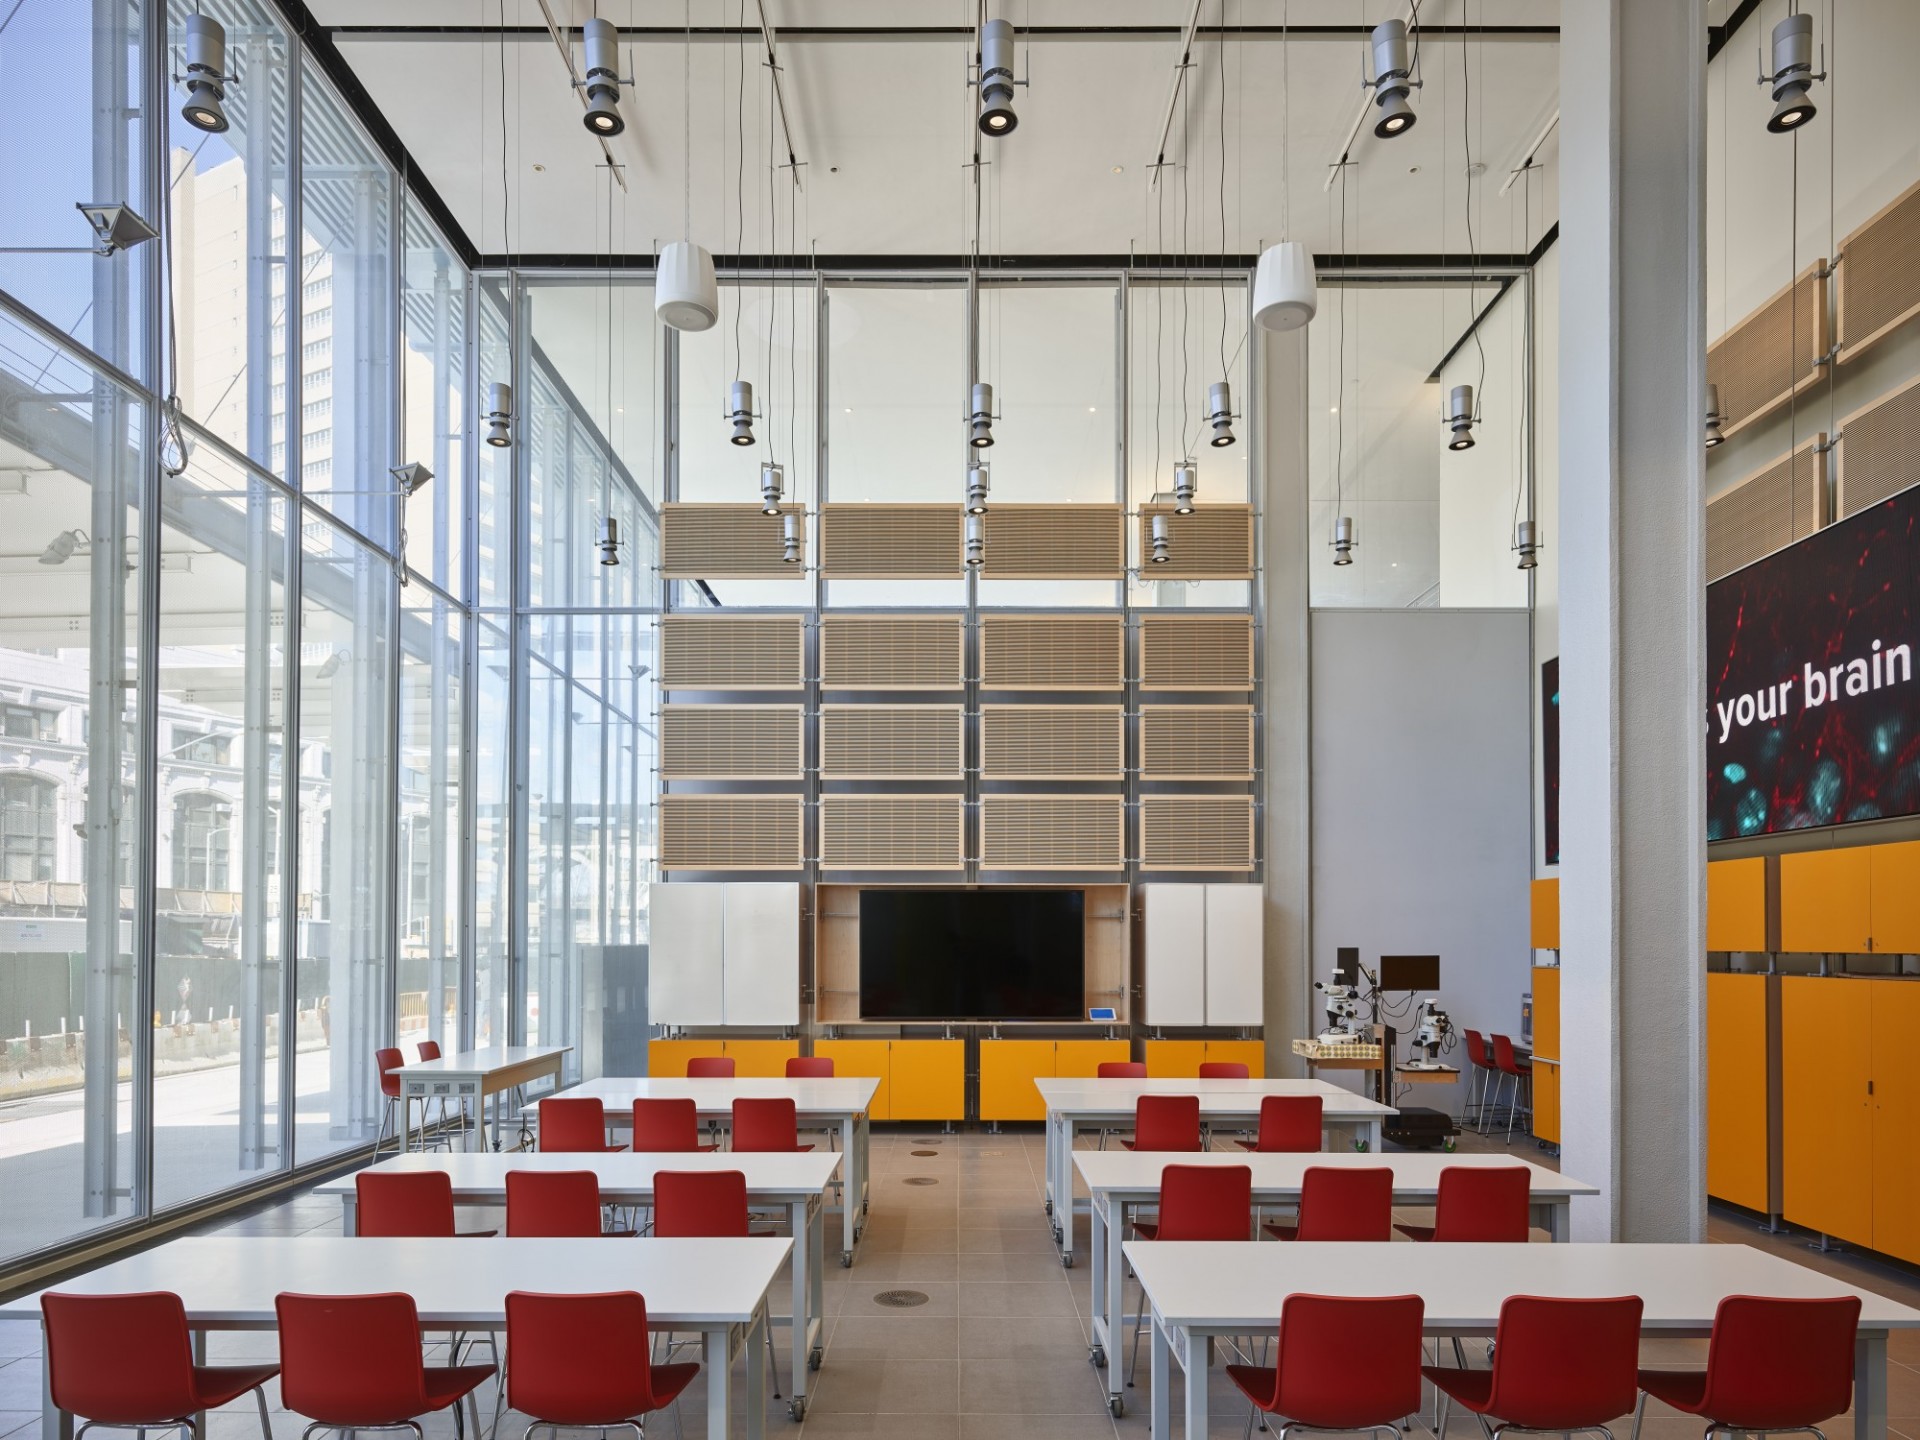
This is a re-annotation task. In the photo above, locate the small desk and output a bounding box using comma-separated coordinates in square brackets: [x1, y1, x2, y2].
[316, 1151, 840, 1419]
[393, 1045, 570, 1152]
[1034, 1077, 1398, 1264]
[1074, 1151, 1599, 1414]
[2, 1235, 788, 1440]
[533, 1076, 880, 1266]
[1396, 1065, 1461, 1084]
[1126, 1240, 1920, 1439]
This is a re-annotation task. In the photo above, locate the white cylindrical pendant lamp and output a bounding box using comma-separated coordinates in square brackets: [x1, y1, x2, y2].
[656, 241, 719, 331]
[1252, 241, 1318, 332]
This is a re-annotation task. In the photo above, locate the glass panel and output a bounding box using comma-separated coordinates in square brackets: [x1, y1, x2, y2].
[0, 311, 142, 1262]
[151, 445, 288, 1209]
[401, 206, 468, 595]
[473, 619, 512, 1048]
[476, 278, 512, 611]
[398, 588, 462, 1053]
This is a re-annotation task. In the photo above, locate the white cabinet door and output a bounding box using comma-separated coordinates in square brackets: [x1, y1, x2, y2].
[648, 883, 725, 1026]
[1142, 885, 1207, 1026]
[722, 882, 802, 1026]
[1204, 883, 1264, 1025]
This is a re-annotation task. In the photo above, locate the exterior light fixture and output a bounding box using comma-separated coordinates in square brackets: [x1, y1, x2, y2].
[1761, 13, 1821, 134]
[1252, 241, 1318, 332]
[76, 204, 157, 256]
[1149, 514, 1171, 565]
[728, 380, 756, 446]
[1173, 460, 1198, 515]
[966, 461, 990, 516]
[1705, 384, 1726, 448]
[967, 382, 995, 448]
[315, 648, 351, 680]
[389, 463, 432, 497]
[1514, 519, 1541, 571]
[1207, 381, 1236, 447]
[1367, 19, 1419, 138]
[581, 17, 626, 136]
[759, 460, 785, 516]
[1331, 515, 1356, 566]
[656, 242, 719, 332]
[180, 14, 232, 134]
[978, 18, 1020, 136]
[596, 515, 621, 566]
[1445, 384, 1477, 451]
[39, 529, 88, 566]
[782, 513, 804, 565]
[483, 382, 513, 448]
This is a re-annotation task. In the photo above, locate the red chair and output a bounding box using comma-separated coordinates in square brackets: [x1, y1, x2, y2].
[785, 1057, 834, 1077]
[1631, 1295, 1861, 1440]
[506, 1169, 631, 1237]
[537, 1096, 626, 1154]
[1484, 1034, 1533, 1141]
[504, 1291, 698, 1433]
[685, 1056, 736, 1078]
[1227, 1293, 1425, 1440]
[652, 1171, 784, 1399]
[373, 1046, 406, 1156]
[1425, 1295, 1645, 1439]
[355, 1169, 496, 1238]
[1198, 1061, 1250, 1079]
[276, 1291, 495, 1440]
[1263, 1165, 1393, 1241]
[631, 1097, 715, 1153]
[1097, 1061, 1147, 1078]
[1397, 1165, 1533, 1243]
[1121, 1094, 1203, 1153]
[1462, 1030, 1497, 1126]
[732, 1096, 814, 1153]
[41, 1291, 278, 1440]
[1125, 1164, 1252, 1385]
[1237, 1094, 1324, 1153]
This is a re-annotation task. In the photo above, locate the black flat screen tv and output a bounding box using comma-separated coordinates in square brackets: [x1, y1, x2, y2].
[859, 888, 1085, 1021]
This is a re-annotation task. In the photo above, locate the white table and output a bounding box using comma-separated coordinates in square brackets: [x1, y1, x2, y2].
[531, 1077, 880, 1266]
[1125, 1239, 1920, 1438]
[1074, 1151, 1600, 1413]
[1, 1234, 788, 1440]
[316, 1150, 839, 1419]
[393, 1045, 570, 1152]
[1034, 1077, 1398, 1263]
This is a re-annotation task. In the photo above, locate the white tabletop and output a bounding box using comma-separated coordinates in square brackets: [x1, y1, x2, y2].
[542, 1076, 881, 1115]
[1074, 1149, 1598, 1200]
[395, 1045, 570, 1076]
[1034, 1076, 1395, 1119]
[1122, 1240, 1920, 1332]
[0, 1235, 790, 1330]
[316, 1150, 842, 1202]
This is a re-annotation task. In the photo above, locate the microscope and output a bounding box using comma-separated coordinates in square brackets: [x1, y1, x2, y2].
[1312, 980, 1367, 1045]
[1406, 999, 1453, 1068]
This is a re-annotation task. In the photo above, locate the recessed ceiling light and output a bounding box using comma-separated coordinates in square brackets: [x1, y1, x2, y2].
[1330, 405, 1339, 414]
[532, 163, 546, 173]
[1112, 166, 1124, 175]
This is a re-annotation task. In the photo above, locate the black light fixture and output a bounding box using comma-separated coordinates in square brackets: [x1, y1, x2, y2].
[759, 460, 785, 516]
[180, 14, 232, 134]
[1173, 460, 1198, 515]
[1148, 514, 1171, 565]
[483, 382, 513, 448]
[581, 17, 626, 136]
[597, 515, 622, 566]
[1445, 384, 1477, 452]
[1761, 12, 1821, 134]
[966, 461, 990, 516]
[1705, 384, 1726, 448]
[964, 512, 986, 568]
[968, 382, 995, 448]
[1331, 515, 1356, 566]
[729, 380, 756, 446]
[781, 513, 804, 565]
[1207, 382, 1236, 447]
[978, 17, 1019, 136]
[1514, 519, 1541, 571]
[1367, 19, 1418, 139]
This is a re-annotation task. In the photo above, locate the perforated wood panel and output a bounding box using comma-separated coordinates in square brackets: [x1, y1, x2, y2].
[1838, 375, 1920, 518]
[660, 615, 806, 690]
[819, 504, 964, 578]
[1839, 177, 1920, 358]
[1706, 261, 1827, 441]
[1139, 796, 1256, 872]
[820, 615, 964, 690]
[980, 705, 1124, 780]
[980, 796, 1125, 871]
[660, 705, 805, 779]
[660, 796, 803, 871]
[660, 504, 804, 578]
[819, 796, 964, 871]
[1139, 706, 1255, 780]
[979, 614, 1124, 691]
[1706, 435, 1827, 582]
[979, 504, 1126, 579]
[1138, 614, 1255, 691]
[1138, 504, 1256, 580]
[819, 705, 964, 779]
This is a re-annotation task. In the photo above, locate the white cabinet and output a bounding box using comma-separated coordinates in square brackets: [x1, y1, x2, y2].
[1141, 883, 1264, 1028]
[649, 881, 799, 1026]
[1203, 884, 1263, 1025]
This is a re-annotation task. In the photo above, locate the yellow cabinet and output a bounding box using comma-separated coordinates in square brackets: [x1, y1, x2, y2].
[1052, 1039, 1131, 1079]
[1870, 981, 1920, 1265]
[815, 1040, 893, 1120]
[1202, 1040, 1267, 1078]
[646, 1039, 725, 1076]
[1781, 977, 1874, 1243]
[1780, 850, 1873, 953]
[1870, 843, 1920, 955]
[1530, 966, 1560, 1062]
[979, 1041, 1055, 1121]
[888, 1039, 965, 1120]
[1707, 858, 1769, 953]
[1143, 1039, 1209, 1077]
[720, 1039, 801, 1078]
[1530, 878, 1559, 950]
[1530, 1059, 1560, 1145]
[1706, 972, 1770, 1213]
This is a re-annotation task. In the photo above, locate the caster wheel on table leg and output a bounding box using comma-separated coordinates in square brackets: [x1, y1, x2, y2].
[1045, 1198, 1054, 1216]
[1089, 1345, 1106, 1368]
[1109, 1396, 1125, 1417]
[789, 1398, 806, 1421]
[1062, 1251, 1074, 1269]
[840, 1250, 852, 1268]
[809, 1347, 823, 1372]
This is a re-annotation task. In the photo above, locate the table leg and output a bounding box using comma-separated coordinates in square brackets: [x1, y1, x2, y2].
[342, 1195, 358, 1236]
[1543, 1200, 1569, 1243]
[838, 1115, 858, 1265]
[1043, 1109, 1058, 1218]
[810, 1189, 826, 1360]
[489, 1087, 502, 1152]
[1105, 1198, 1127, 1403]
[191, 1331, 207, 1438]
[705, 1325, 731, 1440]
[745, 1303, 768, 1440]
[1150, 1306, 1172, 1440]
[1088, 1193, 1109, 1365]
[1366, 1118, 1382, 1152]
[1857, 1330, 1889, 1440]
[40, 1321, 70, 1440]
[1182, 1330, 1211, 1440]
[788, 1196, 811, 1414]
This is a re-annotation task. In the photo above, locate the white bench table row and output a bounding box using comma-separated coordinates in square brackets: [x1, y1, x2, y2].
[1035, 1077, 1398, 1264]
[1126, 1239, 1920, 1440]
[529, 1076, 880, 1267]
[316, 1151, 839, 1419]
[1074, 1150, 1602, 1415]
[1, 1235, 789, 1440]
[392, 1045, 570, 1152]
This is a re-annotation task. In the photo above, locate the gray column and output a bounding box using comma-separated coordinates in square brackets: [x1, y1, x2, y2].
[1557, 0, 1708, 1241]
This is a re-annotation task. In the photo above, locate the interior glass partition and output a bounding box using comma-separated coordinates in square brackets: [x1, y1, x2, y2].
[397, 586, 463, 1053]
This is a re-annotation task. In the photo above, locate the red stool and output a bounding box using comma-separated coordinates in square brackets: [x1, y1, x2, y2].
[373, 1046, 406, 1156]
[1425, 1294, 1644, 1440]
[276, 1291, 495, 1440]
[1486, 1034, 1533, 1141]
[1631, 1295, 1861, 1440]
[1127, 1164, 1253, 1386]
[1263, 1165, 1393, 1241]
[537, 1096, 626, 1154]
[505, 1291, 698, 1436]
[1227, 1293, 1425, 1440]
[1462, 1029, 1497, 1127]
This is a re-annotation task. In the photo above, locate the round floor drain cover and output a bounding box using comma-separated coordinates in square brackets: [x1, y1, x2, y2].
[903, 1176, 940, 1186]
[874, 1290, 930, 1308]
[911, 1149, 939, 1156]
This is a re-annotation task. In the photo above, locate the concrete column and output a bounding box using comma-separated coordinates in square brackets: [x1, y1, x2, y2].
[1557, 0, 1709, 1241]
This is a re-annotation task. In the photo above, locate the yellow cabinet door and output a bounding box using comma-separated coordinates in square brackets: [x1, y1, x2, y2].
[1872, 980, 1920, 1264]
[1780, 977, 1874, 1245]
[888, 1040, 965, 1120]
[1870, 842, 1920, 955]
[1203, 1040, 1267, 1078]
[1706, 972, 1771, 1213]
[1530, 877, 1560, 949]
[1052, 1039, 1131, 1079]
[722, 1039, 801, 1078]
[1530, 1059, 1560, 1145]
[815, 1040, 892, 1121]
[979, 1040, 1055, 1122]
[647, 1039, 726, 1077]
[1707, 858, 1769, 953]
[1143, 1039, 1208, 1078]
[1779, 849, 1873, 954]
[1531, 966, 1561, 1062]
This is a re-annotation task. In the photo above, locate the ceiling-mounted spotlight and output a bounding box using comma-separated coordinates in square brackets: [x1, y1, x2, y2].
[39, 529, 88, 566]
[967, 382, 996, 448]
[1444, 384, 1477, 452]
[1173, 461, 1198, 515]
[656, 242, 719, 332]
[782, 512, 804, 566]
[483, 382, 513, 448]
[1367, 19, 1419, 139]
[964, 512, 986, 568]
[1331, 515, 1356, 566]
[1760, 12, 1822, 134]
[1705, 384, 1726, 449]
[1514, 519, 1541, 571]
[978, 17, 1020, 136]
[1148, 514, 1171, 565]
[580, 16, 626, 136]
[1252, 242, 1318, 332]
[1207, 382, 1236, 448]
[76, 203, 158, 257]
[390, 462, 432, 497]
[728, 381, 756, 447]
[596, 515, 622, 566]
[759, 460, 785, 516]
[179, 14, 232, 134]
[966, 460, 990, 516]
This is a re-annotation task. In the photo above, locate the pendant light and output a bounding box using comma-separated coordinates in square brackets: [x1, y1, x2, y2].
[1207, 382, 1236, 447]
[781, 513, 803, 565]
[580, 17, 626, 136]
[483, 381, 513, 448]
[657, 4, 718, 331]
[759, 460, 785, 515]
[180, 14, 232, 134]
[1331, 515, 1356, 566]
[966, 460, 990, 515]
[967, 382, 996, 448]
[1705, 384, 1726, 448]
[1513, 519, 1540, 570]
[964, 512, 986, 568]
[978, 17, 1020, 136]
[1761, 12, 1822, 134]
[1252, 10, 1315, 332]
[1445, 383, 1477, 450]
[1173, 459, 1198, 514]
[729, 380, 756, 446]
[1366, 18, 1419, 138]
[596, 515, 622, 566]
[1148, 514, 1171, 565]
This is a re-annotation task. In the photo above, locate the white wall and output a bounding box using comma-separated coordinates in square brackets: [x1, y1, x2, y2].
[1438, 280, 1532, 608]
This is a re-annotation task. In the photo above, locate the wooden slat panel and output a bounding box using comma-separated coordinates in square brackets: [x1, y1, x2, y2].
[979, 614, 1124, 690]
[1839, 176, 1920, 359]
[1139, 706, 1255, 780]
[980, 705, 1124, 780]
[660, 503, 804, 578]
[660, 615, 806, 691]
[979, 796, 1124, 871]
[820, 615, 964, 690]
[1139, 796, 1255, 872]
[819, 705, 964, 779]
[979, 504, 1125, 579]
[819, 796, 964, 871]
[1138, 504, 1256, 580]
[1837, 374, 1920, 519]
[1706, 260, 1827, 441]
[819, 504, 964, 578]
[659, 796, 803, 871]
[659, 705, 805, 779]
[1138, 614, 1255, 691]
[1706, 434, 1826, 582]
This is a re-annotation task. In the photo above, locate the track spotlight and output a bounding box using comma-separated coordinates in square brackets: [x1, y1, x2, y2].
[483, 382, 513, 448]
[1149, 514, 1171, 565]
[782, 512, 804, 566]
[1367, 19, 1418, 139]
[389, 463, 432, 497]
[1445, 384, 1476, 452]
[39, 529, 88, 566]
[978, 17, 1020, 136]
[729, 381, 756, 446]
[966, 461, 990, 516]
[1514, 519, 1541, 571]
[1331, 515, 1356, 566]
[760, 460, 785, 516]
[581, 17, 626, 136]
[1705, 384, 1726, 449]
[180, 14, 232, 134]
[597, 515, 622, 566]
[1207, 382, 1236, 447]
[1173, 461, 1198, 515]
[76, 204, 157, 257]
[1761, 13, 1821, 134]
[1252, 242, 1318, 332]
[656, 242, 719, 332]
[968, 382, 995, 448]
[965, 512, 986, 568]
